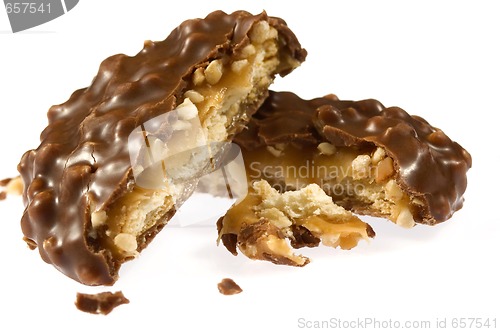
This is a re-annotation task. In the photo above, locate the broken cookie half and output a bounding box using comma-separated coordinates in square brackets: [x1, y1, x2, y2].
[217, 180, 374, 266]
[235, 91, 471, 228]
[18, 11, 306, 286]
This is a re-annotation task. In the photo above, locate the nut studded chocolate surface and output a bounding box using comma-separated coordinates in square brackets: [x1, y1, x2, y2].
[235, 91, 472, 224]
[18, 11, 306, 286]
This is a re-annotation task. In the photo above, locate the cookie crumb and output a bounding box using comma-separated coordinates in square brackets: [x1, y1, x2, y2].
[218, 278, 243, 295]
[75, 291, 129, 315]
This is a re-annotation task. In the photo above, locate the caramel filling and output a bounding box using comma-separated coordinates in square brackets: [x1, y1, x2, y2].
[218, 180, 373, 266]
[89, 20, 300, 259]
[243, 143, 418, 228]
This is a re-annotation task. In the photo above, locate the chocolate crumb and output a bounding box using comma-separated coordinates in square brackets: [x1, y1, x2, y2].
[217, 278, 243, 295]
[0, 192, 6, 201]
[0, 178, 12, 187]
[75, 291, 129, 315]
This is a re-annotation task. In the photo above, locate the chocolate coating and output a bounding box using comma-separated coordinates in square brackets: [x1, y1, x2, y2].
[18, 11, 306, 286]
[235, 92, 325, 150]
[235, 91, 472, 224]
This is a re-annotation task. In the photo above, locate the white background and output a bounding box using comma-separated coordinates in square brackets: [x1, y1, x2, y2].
[1, 1, 499, 331]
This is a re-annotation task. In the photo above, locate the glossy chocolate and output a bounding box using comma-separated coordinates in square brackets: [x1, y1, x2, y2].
[18, 11, 306, 286]
[235, 91, 472, 224]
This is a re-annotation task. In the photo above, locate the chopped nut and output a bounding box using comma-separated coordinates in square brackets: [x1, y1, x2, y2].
[385, 179, 403, 201]
[231, 59, 249, 73]
[396, 208, 415, 228]
[371, 147, 386, 164]
[91, 210, 108, 228]
[317, 142, 336, 156]
[193, 67, 205, 86]
[217, 278, 243, 296]
[175, 98, 198, 120]
[376, 157, 395, 183]
[205, 59, 223, 85]
[249, 21, 270, 44]
[184, 90, 204, 104]
[114, 233, 138, 253]
[351, 155, 371, 180]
